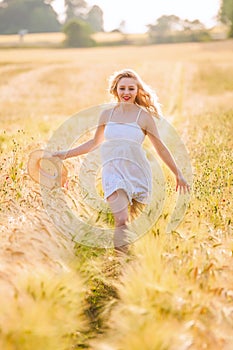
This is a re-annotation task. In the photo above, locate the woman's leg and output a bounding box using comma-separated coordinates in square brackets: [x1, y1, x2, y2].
[106, 189, 130, 252]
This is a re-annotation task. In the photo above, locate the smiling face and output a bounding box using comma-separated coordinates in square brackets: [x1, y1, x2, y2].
[116, 77, 138, 103]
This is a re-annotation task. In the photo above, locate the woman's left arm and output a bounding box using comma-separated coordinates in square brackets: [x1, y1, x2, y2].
[144, 114, 190, 194]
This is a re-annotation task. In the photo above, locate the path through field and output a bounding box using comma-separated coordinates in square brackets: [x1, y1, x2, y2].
[0, 41, 233, 349]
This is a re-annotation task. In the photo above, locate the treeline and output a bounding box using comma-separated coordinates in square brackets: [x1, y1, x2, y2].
[0, 0, 232, 47]
[148, 16, 210, 44]
[0, 0, 103, 34]
[0, 0, 60, 34]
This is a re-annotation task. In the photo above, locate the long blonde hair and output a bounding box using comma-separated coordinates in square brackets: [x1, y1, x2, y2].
[108, 69, 162, 119]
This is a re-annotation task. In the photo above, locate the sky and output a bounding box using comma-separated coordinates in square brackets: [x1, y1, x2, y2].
[52, 0, 221, 33]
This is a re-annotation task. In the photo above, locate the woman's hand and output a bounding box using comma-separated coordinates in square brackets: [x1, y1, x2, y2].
[176, 172, 191, 194]
[52, 151, 67, 160]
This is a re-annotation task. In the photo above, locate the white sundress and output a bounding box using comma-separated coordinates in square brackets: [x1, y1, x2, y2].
[100, 107, 152, 205]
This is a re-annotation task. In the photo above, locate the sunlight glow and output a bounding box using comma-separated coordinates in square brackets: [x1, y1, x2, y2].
[52, 0, 221, 33]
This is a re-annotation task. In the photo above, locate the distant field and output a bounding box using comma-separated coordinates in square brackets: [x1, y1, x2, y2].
[0, 32, 65, 45]
[0, 31, 147, 47]
[0, 41, 232, 349]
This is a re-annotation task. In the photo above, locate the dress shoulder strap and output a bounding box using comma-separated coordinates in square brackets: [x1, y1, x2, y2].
[108, 107, 115, 121]
[136, 108, 142, 123]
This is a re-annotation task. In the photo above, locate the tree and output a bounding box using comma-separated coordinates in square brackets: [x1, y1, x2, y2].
[183, 19, 205, 32]
[148, 15, 183, 43]
[86, 5, 103, 32]
[0, 0, 60, 34]
[219, 0, 233, 37]
[148, 15, 210, 43]
[64, 0, 87, 21]
[62, 18, 95, 47]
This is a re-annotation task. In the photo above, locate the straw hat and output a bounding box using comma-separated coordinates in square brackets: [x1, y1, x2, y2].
[27, 149, 68, 189]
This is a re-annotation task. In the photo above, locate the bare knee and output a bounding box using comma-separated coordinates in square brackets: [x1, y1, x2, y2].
[115, 211, 128, 227]
[107, 190, 129, 226]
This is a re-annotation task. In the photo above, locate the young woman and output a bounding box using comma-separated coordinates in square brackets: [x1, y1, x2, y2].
[52, 69, 191, 253]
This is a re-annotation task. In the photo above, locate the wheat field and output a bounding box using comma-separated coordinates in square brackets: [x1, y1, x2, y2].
[0, 40, 233, 349]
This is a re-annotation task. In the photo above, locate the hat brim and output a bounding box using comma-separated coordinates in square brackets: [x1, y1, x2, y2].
[27, 149, 68, 189]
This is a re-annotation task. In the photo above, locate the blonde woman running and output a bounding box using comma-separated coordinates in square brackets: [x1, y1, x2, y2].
[53, 69, 191, 253]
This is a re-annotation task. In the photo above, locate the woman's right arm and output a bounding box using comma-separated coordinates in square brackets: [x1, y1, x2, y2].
[53, 111, 107, 160]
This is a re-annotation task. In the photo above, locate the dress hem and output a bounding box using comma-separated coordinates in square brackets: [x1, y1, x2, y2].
[104, 187, 151, 206]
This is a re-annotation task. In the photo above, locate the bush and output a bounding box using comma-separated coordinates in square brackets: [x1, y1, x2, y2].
[63, 19, 96, 47]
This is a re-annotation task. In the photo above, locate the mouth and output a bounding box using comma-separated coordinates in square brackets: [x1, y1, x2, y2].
[123, 96, 131, 101]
